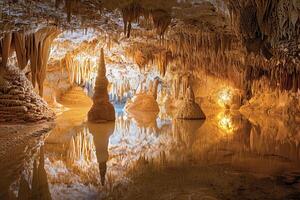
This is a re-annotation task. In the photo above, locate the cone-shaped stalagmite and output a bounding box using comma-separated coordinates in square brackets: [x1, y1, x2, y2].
[88, 48, 115, 122]
[176, 86, 206, 120]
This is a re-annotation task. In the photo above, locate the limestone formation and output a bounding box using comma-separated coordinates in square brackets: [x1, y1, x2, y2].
[125, 79, 160, 113]
[0, 66, 55, 123]
[60, 86, 93, 107]
[88, 48, 115, 122]
[0, 28, 59, 97]
[151, 79, 159, 100]
[175, 86, 206, 120]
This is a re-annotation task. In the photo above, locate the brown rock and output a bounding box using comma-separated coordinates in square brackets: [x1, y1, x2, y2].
[0, 66, 55, 124]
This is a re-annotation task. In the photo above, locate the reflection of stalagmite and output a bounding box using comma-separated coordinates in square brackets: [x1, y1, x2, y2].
[88, 48, 115, 122]
[128, 111, 158, 133]
[18, 175, 31, 200]
[67, 126, 94, 166]
[172, 119, 204, 147]
[87, 122, 115, 186]
[176, 86, 206, 120]
[31, 147, 52, 200]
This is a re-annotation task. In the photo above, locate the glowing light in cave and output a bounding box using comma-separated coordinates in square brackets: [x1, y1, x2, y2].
[217, 113, 234, 133]
[217, 87, 232, 108]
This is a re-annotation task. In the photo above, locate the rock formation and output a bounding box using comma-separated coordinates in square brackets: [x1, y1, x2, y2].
[0, 27, 59, 97]
[87, 121, 115, 186]
[60, 86, 93, 107]
[88, 48, 115, 122]
[175, 86, 206, 120]
[125, 79, 159, 113]
[150, 79, 159, 100]
[0, 66, 55, 123]
[17, 147, 52, 200]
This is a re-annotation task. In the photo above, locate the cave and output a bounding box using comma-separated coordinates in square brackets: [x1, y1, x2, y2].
[0, 0, 299, 199]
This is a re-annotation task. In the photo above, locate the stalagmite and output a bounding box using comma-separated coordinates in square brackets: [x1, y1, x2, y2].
[125, 78, 160, 113]
[88, 48, 115, 122]
[0, 1, 300, 199]
[2, 28, 59, 96]
[0, 66, 55, 123]
[175, 86, 206, 120]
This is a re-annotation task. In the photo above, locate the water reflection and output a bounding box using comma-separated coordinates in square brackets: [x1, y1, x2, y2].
[5, 110, 300, 199]
[87, 122, 115, 186]
[217, 112, 234, 133]
[14, 147, 52, 200]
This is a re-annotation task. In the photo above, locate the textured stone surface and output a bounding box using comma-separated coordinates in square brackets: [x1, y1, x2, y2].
[125, 94, 160, 113]
[176, 87, 206, 120]
[0, 66, 55, 123]
[88, 48, 115, 122]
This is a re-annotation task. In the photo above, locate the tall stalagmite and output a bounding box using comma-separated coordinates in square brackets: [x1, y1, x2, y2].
[88, 48, 115, 122]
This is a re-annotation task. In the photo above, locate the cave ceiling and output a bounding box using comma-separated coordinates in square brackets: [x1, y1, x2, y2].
[0, 0, 229, 36]
[0, 0, 299, 94]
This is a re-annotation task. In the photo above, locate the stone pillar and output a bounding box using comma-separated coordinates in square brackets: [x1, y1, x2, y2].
[88, 48, 115, 122]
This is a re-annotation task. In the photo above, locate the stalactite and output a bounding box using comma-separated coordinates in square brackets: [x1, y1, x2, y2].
[227, 0, 300, 46]
[121, 2, 143, 38]
[152, 79, 159, 100]
[55, 0, 61, 8]
[65, 0, 73, 22]
[151, 9, 172, 40]
[13, 32, 29, 70]
[0, 33, 12, 68]
[67, 127, 94, 166]
[181, 74, 190, 99]
[173, 74, 181, 100]
[36, 28, 59, 96]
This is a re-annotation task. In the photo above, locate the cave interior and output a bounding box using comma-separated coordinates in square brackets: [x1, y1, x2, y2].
[0, 0, 300, 199]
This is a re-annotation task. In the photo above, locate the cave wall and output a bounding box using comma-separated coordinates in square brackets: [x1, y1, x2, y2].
[0, 27, 60, 97]
[43, 59, 73, 104]
[1, 0, 299, 118]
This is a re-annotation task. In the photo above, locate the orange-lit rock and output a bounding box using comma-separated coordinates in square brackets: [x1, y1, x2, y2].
[0, 66, 55, 123]
[176, 87, 206, 120]
[88, 48, 115, 122]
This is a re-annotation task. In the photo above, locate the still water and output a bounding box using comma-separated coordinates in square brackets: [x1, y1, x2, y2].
[1, 104, 300, 200]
